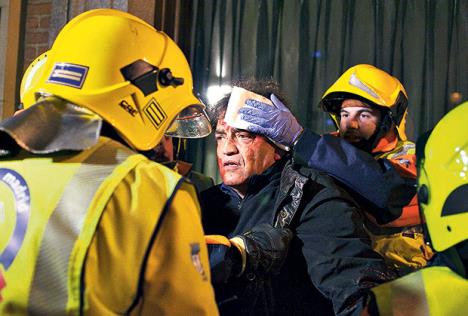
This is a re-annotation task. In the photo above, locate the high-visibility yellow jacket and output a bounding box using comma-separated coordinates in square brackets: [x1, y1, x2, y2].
[0, 136, 218, 315]
[370, 266, 468, 315]
[367, 138, 433, 273]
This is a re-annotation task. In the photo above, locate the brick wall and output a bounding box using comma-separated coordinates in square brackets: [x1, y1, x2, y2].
[23, 0, 52, 72]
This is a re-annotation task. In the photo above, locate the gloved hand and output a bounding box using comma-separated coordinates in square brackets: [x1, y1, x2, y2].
[239, 94, 303, 148]
[230, 223, 293, 278]
[205, 235, 243, 284]
[206, 224, 293, 283]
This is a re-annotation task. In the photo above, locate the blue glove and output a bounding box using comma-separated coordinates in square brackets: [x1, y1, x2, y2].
[239, 94, 303, 148]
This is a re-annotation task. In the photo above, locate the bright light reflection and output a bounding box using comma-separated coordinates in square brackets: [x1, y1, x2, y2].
[216, 60, 226, 78]
[460, 150, 468, 165]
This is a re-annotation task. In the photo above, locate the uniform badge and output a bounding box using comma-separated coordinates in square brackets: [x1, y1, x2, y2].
[47, 62, 89, 89]
[144, 98, 167, 129]
[190, 243, 207, 281]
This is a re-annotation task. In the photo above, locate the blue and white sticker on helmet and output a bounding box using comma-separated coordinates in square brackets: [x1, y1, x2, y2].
[47, 62, 89, 89]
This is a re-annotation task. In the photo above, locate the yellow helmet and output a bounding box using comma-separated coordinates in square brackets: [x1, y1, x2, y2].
[417, 101, 468, 252]
[319, 64, 409, 141]
[27, 9, 210, 150]
[20, 51, 49, 108]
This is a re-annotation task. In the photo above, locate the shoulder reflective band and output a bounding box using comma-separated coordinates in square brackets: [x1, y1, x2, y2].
[28, 142, 136, 313]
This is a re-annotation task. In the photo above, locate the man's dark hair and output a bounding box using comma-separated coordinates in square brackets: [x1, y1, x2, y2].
[208, 78, 289, 129]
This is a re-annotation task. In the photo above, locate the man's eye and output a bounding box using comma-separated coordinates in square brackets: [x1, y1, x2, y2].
[360, 113, 371, 119]
[340, 113, 349, 118]
[235, 132, 254, 140]
[215, 134, 226, 141]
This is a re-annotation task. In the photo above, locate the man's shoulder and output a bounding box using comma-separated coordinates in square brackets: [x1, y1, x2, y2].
[291, 163, 346, 190]
[199, 183, 242, 209]
[200, 183, 223, 195]
[199, 184, 227, 204]
[187, 170, 215, 192]
[284, 162, 357, 204]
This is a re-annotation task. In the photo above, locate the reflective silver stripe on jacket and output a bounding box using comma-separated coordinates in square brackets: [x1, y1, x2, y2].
[28, 141, 135, 314]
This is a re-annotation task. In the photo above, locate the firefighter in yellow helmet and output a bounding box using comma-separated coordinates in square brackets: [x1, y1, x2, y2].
[317, 64, 433, 273]
[237, 64, 432, 274]
[366, 101, 468, 314]
[0, 9, 217, 315]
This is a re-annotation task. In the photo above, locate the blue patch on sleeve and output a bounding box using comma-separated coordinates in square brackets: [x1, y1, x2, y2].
[47, 63, 89, 89]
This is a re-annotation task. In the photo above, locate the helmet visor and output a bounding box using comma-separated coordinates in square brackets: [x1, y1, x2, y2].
[165, 104, 212, 138]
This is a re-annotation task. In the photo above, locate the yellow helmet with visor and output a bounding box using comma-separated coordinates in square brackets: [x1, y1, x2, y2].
[21, 9, 211, 150]
[320, 64, 408, 141]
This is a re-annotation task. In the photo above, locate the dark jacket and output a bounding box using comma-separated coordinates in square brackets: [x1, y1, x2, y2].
[200, 157, 395, 316]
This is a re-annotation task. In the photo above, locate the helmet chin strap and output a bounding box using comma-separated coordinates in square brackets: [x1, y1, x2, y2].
[349, 110, 393, 154]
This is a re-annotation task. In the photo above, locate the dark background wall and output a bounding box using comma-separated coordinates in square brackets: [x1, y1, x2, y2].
[12, 0, 468, 181]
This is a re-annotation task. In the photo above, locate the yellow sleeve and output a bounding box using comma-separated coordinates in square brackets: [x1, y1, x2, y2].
[84, 159, 217, 316]
[132, 180, 219, 316]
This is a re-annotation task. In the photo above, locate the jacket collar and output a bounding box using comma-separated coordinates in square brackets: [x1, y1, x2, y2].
[220, 156, 289, 200]
[247, 156, 288, 191]
[371, 129, 398, 154]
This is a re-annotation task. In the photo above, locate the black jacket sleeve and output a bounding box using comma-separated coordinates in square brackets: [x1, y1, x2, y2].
[295, 173, 397, 315]
[293, 129, 415, 223]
